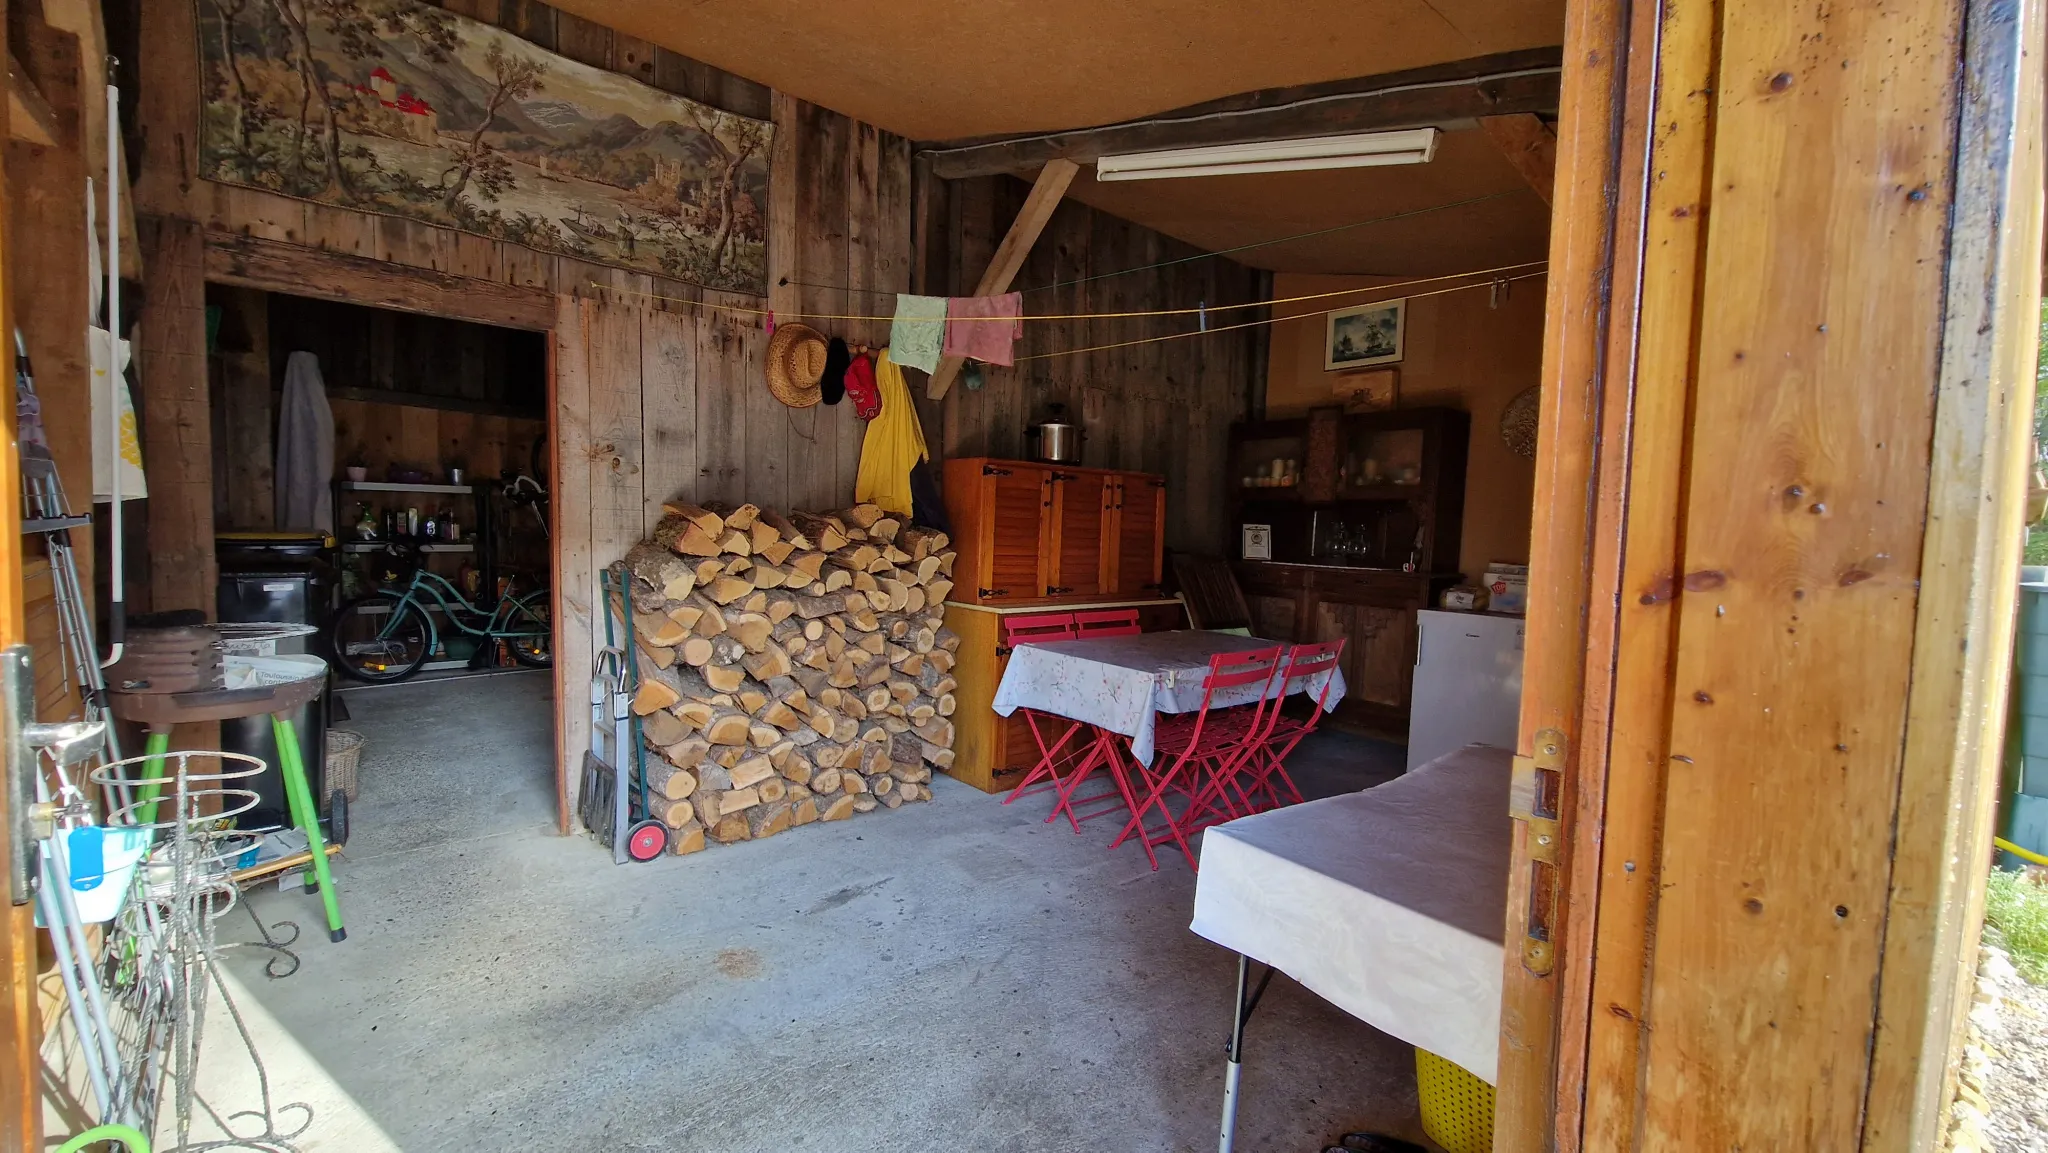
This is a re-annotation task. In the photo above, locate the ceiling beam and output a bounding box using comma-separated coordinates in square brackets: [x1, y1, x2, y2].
[1479, 113, 1557, 205]
[925, 159, 1079, 400]
[921, 47, 1562, 180]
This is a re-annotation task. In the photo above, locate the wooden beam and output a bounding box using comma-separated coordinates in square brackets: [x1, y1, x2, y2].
[922, 48, 1562, 179]
[924, 159, 1076, 400]
[203, 231, 557, 331]
[1479, 113, 1557, 205]
[6, 54, 56, 146]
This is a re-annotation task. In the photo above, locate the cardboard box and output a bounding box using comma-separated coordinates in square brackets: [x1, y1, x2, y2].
[1483, 564, 1529, 615]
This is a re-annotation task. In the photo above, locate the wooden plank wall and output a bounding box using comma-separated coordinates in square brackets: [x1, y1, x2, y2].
[916, 174, 1265, 556]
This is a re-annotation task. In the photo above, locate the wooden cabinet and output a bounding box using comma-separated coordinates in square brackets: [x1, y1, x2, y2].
[944, 458, 1165, 607]
[942, 598, 1191, 792]
[1235, 561, 1445, 734]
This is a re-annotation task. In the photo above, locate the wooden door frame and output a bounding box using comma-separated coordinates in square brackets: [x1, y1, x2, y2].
[1500, 0, 2045, 1148]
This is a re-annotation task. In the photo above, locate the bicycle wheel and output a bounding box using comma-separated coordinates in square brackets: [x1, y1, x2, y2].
[329, 595, 432, 682]
[504, 591, 553, 668]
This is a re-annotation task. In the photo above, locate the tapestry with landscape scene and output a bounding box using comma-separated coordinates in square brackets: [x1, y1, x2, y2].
[196, 0, 773, 293]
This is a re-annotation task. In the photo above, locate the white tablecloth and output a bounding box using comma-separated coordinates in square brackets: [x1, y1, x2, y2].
[1189, 745, 1512, 1082]
[990, 631, 1348, 765]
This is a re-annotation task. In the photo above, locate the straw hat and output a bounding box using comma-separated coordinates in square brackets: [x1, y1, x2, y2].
[766, 323, 828, 408]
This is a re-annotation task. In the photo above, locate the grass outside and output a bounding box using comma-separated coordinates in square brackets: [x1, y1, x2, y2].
[1985, 867, 2048, 984]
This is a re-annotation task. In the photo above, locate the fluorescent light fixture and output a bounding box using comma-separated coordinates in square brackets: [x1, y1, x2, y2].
[1094, 127, 1439, 181]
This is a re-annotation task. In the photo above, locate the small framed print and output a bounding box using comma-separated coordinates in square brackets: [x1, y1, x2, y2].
[1326, 298, 1406, 371]
[1241, 523, 1273, 561]
[1335, 366, 1400, 413]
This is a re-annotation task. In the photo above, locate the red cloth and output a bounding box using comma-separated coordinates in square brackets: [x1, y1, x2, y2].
[941, 292, 1024, 366]
[843, 353, 881, 421]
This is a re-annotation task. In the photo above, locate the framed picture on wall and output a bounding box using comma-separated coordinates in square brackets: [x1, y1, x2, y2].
[1325, 299, 1406, 371]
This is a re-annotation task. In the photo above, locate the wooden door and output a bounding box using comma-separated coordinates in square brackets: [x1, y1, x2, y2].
[1500, 0, 2044, 1148]
[1045, 470, 1109, 598]
[1110, 474, 1165, 598]
[979, 463, 1050, 602]
[0, 78, 36, 1145]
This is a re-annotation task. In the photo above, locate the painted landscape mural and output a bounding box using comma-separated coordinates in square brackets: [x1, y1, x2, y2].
[197, 0, 773, 292]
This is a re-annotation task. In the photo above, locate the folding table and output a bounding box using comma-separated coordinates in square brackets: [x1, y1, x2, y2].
[1189, 744, 1512, 1151]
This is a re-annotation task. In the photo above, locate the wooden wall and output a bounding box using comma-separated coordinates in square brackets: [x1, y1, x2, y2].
[915, 175, 1266, 556]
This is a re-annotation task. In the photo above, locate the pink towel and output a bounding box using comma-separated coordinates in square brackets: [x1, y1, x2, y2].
[941, 292, 1024, 366]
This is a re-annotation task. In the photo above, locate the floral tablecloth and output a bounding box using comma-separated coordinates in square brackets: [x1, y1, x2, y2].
[990, 631, 1348, 765]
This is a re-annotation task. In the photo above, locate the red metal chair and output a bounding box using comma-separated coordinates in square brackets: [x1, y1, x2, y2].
[1072, 608, 1141, 638]
[1110, 645, 1285, 871]
[1000, 613, 1086, 807]
[1237, 639, 1346, 812]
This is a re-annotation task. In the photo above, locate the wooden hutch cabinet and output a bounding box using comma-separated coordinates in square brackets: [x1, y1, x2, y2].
[943, 458, 1167, 604]
[939, 457, 1180, 792]
[1229, 407, 1470, 733]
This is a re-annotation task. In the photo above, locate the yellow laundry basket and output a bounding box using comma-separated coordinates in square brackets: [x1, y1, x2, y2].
[1416, 1049, 1495, 1153]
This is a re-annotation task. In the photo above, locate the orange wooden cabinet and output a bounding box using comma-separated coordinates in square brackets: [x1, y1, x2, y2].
[942, 457, 1166, 606]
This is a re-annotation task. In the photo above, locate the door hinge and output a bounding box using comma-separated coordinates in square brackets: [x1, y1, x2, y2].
[1049, 471, 1078, 482]
[983, 465, 1012, 476]
[1510, 727, 1566, 977]
[1047, 585, 1072, 595]
[980, 587, 1009, 599]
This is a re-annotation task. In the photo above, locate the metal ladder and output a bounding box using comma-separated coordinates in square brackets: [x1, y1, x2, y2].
[16, 333, 124, 793]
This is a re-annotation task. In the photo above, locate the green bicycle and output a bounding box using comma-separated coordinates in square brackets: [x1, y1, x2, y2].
[328, 561, 552, 683]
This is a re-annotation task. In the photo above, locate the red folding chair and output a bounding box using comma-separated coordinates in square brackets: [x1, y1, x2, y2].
[1110, 646, 1285, 871]
[1000, 613, 1087, 806]
[1073, 608, 1141, 638]
[1238, 639, 1346, 812]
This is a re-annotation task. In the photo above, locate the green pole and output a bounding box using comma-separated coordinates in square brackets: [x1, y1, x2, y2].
[133, 729, 172, 826]
[271, 713, 345, 942]
[56, 1123, 150, 1153]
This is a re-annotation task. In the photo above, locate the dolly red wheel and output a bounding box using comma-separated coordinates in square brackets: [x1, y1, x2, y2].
[625, 820, 668, 862]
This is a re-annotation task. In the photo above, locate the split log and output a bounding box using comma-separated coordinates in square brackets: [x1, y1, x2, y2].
[875, 788, 905, 810]
[663, 737, 710, 769]
[937, 694, 956, 717]
[632, 661, 683, 715]
[852, 794, 879, 814]
[709, 812, 751, 843]
[633, 610, 689, 648]
[747, 800, 792, 838]
[868, 516, 900, 543]
[642, 709, 688, 748]
[764, 594, 798, 625]
[663, 502, 726, 536]
[715, 528, 753, 556]
[759, 510, 811, 550]
[757, 777, 789, 805]
[821, 567, 853, 593]
[789, 512, 849, 551]
[647, 795, 696, 828]
[672, 820, 708, 855]
[705, 501, 758, 531]
[821, 794, 857, 821]
[706, 576, 755, 605]
[788, 551, 829, 580]
[812, 768, 842, 795]
[704, 664, 747, 693]
[626, 543, 698, 602]
[928, 649, 956, 674]
[782, 755, 814, 787]
[696, 763, 733, 793]
[793, 592, 847, 620]
[721, 753, 770, 792]
[721, 610, 773, 653]
[693, 558, 727, 585]
[921, 742, 955, 768]
[743, 645, 793, 681]
[704, 710, 753, 746]
[839, 503, 886, 529]
[667, 602, 706, 633]
[718, 786, 761, 816]
[749, 520, 782, 553]
[926, 578, 956, 605]
[681, 637, 715, 667]
[749, 721, 781, 748]
[647, 762, 698, 800]
[843, 770, 870, 794]
[898, 526, 949, 559]
[759, 539, 795, 565]
[761, 700, 803, 731]
[749, 563, 789, 589]
[914, 717, 956, 746]
[857, 631, 888, 656]
[686, 593, 729, 637]
[830, 544, 881, 572]
[791, 797, 820, 826]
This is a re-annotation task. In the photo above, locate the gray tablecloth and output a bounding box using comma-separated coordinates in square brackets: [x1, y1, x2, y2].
[1191, 745, 1512, 1081]
[990, 630, 1348, 764]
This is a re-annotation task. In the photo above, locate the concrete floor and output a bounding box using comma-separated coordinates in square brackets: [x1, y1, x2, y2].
[214, 672, 1433, 1152]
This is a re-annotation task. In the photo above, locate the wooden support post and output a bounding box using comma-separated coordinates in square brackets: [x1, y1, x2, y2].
[136, 214, 215, 616]
[1478, 113, 1557, 206]
[922, 158, 1077, 400]
[5, 55, 56, 146]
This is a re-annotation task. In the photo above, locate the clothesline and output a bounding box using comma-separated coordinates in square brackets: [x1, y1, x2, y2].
[775, 191, 1523, 299]
[1010, 270, 1549, 362]
[594, 260, 1548, 325]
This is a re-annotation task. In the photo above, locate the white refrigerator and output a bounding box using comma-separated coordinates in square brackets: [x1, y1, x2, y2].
[1407, 610, 1526, 771]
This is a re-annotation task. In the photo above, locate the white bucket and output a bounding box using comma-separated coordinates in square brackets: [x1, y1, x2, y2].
[36, 824, 150, 925]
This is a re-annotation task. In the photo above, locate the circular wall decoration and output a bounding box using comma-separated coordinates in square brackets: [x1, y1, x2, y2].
[1501, 387, 1541, 459]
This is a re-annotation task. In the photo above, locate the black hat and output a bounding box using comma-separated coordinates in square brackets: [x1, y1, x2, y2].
[821, 338, 851, 405]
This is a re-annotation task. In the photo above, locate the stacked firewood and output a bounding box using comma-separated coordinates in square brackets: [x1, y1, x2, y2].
[616, 500, 961, 855]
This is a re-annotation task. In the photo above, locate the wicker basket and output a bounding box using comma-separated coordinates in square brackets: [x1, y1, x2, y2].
[1416, 1049, 1495, 1153]
[325, 729, 364, 802]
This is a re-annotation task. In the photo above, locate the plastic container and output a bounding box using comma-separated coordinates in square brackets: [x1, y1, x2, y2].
[1416, 1048, 1495, 1153]
[326, 729, 363, 802]
[34, 825, 150, 926]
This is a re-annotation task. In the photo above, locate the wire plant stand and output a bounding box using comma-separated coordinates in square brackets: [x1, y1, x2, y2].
[80, 748, 317, 1151]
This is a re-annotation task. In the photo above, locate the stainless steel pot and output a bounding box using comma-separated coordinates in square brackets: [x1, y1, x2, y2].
[1029, 405, 1083, 463]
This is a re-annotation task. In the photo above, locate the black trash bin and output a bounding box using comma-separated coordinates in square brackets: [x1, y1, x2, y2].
[215, 533, 334, 828]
